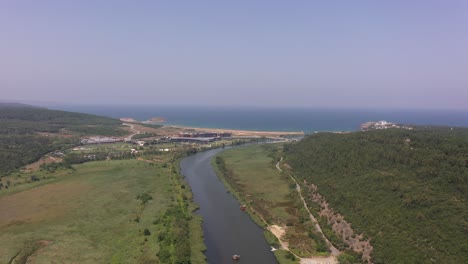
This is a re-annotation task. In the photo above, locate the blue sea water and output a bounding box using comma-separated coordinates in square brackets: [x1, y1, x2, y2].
[47, 104, 468, 134]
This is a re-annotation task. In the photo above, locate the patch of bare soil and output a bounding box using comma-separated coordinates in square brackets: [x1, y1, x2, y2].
[276, 159, 338, 263]
[268, 225, 338, 264]
[300, 256, 337, 264]
[121, 122, 304, 138]
[120, 118, 139, 123]
[22, 156, 62, 173]
[167, 125, 304, 137]
[268, 225, 289, 249]
[305, 182, 374, 263]
[24, 240, 54, 263]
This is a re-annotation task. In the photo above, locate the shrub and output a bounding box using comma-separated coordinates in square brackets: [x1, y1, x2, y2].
[136, 192, 153, 204]
[30, 175, 41, 182]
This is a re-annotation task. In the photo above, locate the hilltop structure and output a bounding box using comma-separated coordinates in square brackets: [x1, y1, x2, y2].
[360, 121, 413, 131]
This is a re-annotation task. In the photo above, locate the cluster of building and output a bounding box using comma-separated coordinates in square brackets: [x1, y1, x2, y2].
[80, 137, 123, 144]
[80, 131, 232, 146]
[177, 132, 232, 138]
[360, 120, 413, 131]
[168, 132, 232, 144]
[125, 140, 145, 146]
[170, 137, 216, 144]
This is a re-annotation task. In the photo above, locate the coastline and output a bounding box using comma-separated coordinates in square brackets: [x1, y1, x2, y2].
[163, 124, 304, 137]
[120, 117, 304, 138]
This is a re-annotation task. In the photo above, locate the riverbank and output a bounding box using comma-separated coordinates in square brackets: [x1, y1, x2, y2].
[212, 144, 333, 264]
[180, 148, 278, 264]
[0, 148, 206, 263]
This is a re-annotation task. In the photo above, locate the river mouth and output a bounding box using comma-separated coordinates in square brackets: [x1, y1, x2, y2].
[180, 148, 278, 264]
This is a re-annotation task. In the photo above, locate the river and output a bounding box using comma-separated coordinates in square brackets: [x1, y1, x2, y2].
[180, 148, 278, 264]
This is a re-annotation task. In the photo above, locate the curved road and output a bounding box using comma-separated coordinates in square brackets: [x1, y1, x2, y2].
[123, 123, 140, 141]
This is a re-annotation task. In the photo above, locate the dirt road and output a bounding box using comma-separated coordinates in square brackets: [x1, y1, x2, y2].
[276, 158, 339, 264]
[123, 123, 140, 141]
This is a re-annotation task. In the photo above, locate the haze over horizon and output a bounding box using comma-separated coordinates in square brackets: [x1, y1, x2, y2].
[1, 1, 468, 110]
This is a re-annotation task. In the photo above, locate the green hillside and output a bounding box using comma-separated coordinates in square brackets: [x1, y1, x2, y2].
[0, 103, 127, 175]
[285, 128, 468, 263]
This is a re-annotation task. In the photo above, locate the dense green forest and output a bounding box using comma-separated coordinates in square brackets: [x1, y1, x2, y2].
[285, 128, 468, 263]
[0, 103, 126, 175]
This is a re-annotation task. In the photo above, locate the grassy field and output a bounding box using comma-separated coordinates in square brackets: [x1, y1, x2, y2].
[213, 144, 329, 262]
[216, 144, 291, 222]
[0, 158, 205, 264]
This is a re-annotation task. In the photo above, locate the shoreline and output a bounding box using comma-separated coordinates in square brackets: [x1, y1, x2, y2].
[163, 124, 304, 137]
[120, 118, 305, 137]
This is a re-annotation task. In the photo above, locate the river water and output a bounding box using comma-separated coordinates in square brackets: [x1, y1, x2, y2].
[180, 148, 278, 264]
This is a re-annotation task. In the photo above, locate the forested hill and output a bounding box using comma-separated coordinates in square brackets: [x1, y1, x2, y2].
[285, 128, 468, 263]
[0, 103, 127, 175]
[0, 103, 123, 134]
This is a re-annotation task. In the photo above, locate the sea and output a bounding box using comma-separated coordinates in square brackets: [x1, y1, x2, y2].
[47, 104, 468, 134]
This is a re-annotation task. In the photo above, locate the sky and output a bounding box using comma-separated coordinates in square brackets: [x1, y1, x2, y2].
[1, 1, 468, 109]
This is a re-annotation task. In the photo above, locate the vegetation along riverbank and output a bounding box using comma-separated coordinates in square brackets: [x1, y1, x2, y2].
[284, 127, 468, 263]
[2, 102, 466, 263]
[213, 144, 334, 264]
[0, 103, 299, 263]
[213, 126, 468, 264]
[0, 104, 209, 263]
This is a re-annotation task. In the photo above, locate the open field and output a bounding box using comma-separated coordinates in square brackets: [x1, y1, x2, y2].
[215, 145, 292, 222]
[213, 144, 330, 263]
[1, 139, 238, 199]
[0, 158, 205, 264]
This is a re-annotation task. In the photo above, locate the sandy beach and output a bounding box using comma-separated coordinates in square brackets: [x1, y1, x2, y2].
[120, 117, 304, 137]
[166, 125, 304, 137]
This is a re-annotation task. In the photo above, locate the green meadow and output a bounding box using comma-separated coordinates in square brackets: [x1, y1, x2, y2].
[213, 144, 329, 263]
[0, 159, 205, 264]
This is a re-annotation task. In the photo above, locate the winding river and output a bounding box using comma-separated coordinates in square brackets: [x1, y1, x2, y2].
[181, 148, 278, 264]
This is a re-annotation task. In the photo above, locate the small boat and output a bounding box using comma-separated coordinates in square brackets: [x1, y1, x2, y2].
[232, 254, 241, 260]
[240, 205, 247, 211]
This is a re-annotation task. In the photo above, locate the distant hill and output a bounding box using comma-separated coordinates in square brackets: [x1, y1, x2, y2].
[0, 104, 127, 175]
[285, 128, 468, 263]
[0, 103, 125, 134]
[0, 102, 44, 108]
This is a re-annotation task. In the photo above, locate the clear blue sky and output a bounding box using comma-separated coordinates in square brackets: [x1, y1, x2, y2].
[1, 1, 467, 109]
